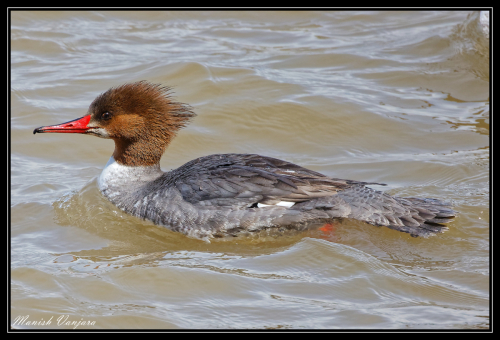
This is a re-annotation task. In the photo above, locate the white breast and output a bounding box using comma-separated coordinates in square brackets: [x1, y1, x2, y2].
[98, 156, 163, 192]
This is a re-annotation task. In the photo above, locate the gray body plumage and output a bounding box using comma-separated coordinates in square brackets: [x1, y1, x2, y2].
[98, 153, 455, 240]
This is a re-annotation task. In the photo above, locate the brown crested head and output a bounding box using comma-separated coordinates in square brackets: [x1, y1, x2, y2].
[87, 81, 195, 166]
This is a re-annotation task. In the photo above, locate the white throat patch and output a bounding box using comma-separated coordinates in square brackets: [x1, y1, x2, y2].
[98, 156, 162, 192]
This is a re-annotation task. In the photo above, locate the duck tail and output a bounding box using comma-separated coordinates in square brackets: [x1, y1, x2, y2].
[336, 185, 456, 237]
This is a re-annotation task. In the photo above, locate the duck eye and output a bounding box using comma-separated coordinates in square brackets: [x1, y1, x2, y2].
[101, 112, 112, 120]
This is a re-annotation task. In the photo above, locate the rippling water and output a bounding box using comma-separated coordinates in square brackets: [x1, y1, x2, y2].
[11, 11, 489, 329]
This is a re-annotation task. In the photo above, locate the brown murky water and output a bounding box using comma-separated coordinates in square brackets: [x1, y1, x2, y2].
[11, 11, 489, 329]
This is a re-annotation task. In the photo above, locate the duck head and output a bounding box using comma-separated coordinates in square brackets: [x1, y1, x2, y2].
[34, 81, 195, 166]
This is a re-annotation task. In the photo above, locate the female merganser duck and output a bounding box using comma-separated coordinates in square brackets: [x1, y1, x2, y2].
[34, 81, 455, 240]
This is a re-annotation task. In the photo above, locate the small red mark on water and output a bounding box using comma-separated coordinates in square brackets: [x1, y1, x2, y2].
[319, 223, 334, 232]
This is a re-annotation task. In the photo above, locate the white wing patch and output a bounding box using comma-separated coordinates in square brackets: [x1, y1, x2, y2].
[257, 201, 295, 208]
